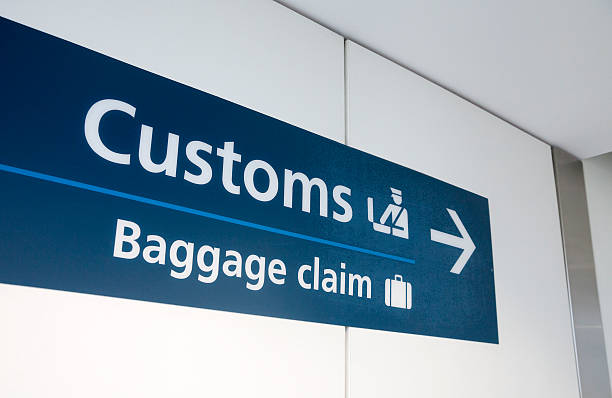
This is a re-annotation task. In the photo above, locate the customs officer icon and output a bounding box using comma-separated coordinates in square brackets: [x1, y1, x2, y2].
[367, 188, 409, 239]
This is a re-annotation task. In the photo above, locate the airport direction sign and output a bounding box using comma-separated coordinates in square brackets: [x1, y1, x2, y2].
[0, 17, 497, 343]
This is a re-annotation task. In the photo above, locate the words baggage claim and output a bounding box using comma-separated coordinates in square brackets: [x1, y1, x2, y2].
[113, 219, 373, 299]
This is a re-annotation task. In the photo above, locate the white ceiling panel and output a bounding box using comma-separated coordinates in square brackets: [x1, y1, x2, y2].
[279, 0, 612, 159]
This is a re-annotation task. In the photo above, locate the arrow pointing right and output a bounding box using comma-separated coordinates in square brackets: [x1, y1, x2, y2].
[430, 208, 476, 274]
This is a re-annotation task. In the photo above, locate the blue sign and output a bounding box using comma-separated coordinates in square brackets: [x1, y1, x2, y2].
[0, 17, 497, 343]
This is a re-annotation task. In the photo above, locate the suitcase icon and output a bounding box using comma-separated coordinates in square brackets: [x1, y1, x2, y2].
[385, 275, 412, 309]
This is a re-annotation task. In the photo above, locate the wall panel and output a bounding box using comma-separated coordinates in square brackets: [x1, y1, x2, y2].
[0, 1, 345, 397]
[584, 152, 612, 392]
[345, 41, 579, 398]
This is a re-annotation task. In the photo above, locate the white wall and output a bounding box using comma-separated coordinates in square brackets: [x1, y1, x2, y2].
[554, 148, 611, 398]
[0, 2, 581, 397]
[0, 0, 344, 142]
[584, 152, 612, 390]
[345, 41, 580, 398]
[0, 1, 345, 397]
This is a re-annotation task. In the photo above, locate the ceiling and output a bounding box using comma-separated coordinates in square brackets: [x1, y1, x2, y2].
[277, 0, 612, 159]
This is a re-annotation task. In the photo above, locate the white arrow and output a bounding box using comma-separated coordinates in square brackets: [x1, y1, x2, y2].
[430, 209, 475, 274]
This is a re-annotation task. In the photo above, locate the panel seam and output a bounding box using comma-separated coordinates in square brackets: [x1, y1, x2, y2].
[343, 37, 350, 398]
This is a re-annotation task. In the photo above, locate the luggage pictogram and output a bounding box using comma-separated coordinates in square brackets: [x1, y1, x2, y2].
[384, 275, 412, 309]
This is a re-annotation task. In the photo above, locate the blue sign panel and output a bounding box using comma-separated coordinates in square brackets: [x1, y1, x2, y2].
[0, 17, 497, 343]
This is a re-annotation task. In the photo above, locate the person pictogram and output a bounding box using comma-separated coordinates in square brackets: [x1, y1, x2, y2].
[367, 188, 409, 239]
